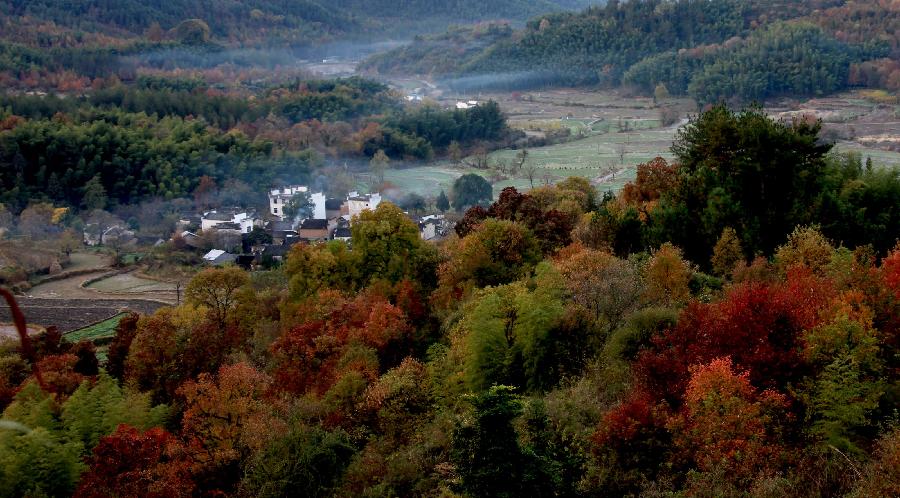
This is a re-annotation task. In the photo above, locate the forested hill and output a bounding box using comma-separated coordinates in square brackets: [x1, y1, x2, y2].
[363, 0, 900, 103]
[0, 0, 595, 47]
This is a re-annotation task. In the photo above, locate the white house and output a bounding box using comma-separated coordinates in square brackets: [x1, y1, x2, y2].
[268, 185, 308, 217]
[310, 192, 327, 220]
[418, 214, 446, 241]
[201, 210, 260, 234]
[269, 185, 326, 220]
[346, 192, 382, 220]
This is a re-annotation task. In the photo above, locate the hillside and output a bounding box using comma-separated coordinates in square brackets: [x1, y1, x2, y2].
[0, 0, 595, 48]
[364, 0, 900, 103]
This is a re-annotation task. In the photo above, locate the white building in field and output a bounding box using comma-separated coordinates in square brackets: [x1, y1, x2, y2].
[346, 192, 382, 220]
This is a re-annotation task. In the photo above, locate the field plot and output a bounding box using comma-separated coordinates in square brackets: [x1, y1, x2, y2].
[86, 273, 177, 294]
[29, 270, 177, 303]
[0, 298, 163, 333]
[65, 313, 127, 342]
[384, 164, 464, 198]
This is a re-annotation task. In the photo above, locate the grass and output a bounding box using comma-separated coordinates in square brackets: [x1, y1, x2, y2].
[65, 313, 126, 342]
[382, 127, 676, 199]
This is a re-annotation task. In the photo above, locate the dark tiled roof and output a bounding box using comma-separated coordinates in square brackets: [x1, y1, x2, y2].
[325, 198, 344, 210]
[333, 227, 352, 238]
[300, 218, 328, 230]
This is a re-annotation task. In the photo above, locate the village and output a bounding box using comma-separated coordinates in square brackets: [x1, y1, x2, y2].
[80, 185, 452, 270]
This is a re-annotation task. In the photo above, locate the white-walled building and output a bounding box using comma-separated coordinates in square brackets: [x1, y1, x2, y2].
[269, 186, 308, 218]
[269, 185, 326, 220]
[310, 192, 327, 220]
[346, 192, 382, 220]
[201, 210, 261, 234]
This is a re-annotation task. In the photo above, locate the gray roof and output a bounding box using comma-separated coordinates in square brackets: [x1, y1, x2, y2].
[300, 218, 328, 230]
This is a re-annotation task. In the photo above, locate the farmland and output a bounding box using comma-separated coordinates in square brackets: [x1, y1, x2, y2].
[65, 313, 127, 343]
[383, 88, 900, 200]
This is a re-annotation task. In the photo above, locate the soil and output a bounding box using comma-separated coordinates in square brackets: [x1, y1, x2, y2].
[0, 297, 165, 333]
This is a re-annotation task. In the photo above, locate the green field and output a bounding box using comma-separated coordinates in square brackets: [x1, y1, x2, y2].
[384, 124, 679, 199]
[65, 313, 126, 342]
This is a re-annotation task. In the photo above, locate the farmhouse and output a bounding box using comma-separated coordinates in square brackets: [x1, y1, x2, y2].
[346, 192, 382, 220]
[298, 218, 329, 241]
[201, 209, 261, 234]
[268, 186, 327, 220]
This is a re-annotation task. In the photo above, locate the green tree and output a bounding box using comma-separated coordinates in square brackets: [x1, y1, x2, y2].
[451, 386, 550, 498]
[81, 175, 108, 211]
[659, 105, 832, 262]
[654, 82, 670, 103]
[283, 191, 313, 221]
[61, 372, 169, 451]
[351, 202, 438, 287]
[436, 190, 450, 213]
[172, 19, 211, 45]
[242, 425, 355, 498]
[451, 173, 493, 212]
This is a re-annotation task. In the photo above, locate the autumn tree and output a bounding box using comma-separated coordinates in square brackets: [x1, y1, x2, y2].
[369, 149, 390, 188]
[75, 426, 195, 498]
[193, 175, 217, 211]
[58, 228, 82, 257]
[106, 312, 139, 380]
[439, 219, 542, 294]
[849, 427, 900, 498]
[554, 246, 643, 332]
[638, 271, 835, 403]
[17, 202, 55, 239]
[185, 267, 252, 331]
[351, 202, 439, 288]
[670, 357, 788, 492]
[774, 225, 835, 276]
[644, 242, 693, 307]
[711, 227, 744, 277]
[178, 363, 283, 490]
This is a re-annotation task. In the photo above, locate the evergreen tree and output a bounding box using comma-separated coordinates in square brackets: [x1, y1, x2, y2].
[436, 190, 450, 213]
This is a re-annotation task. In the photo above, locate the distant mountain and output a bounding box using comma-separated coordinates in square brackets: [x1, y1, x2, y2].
[0, 0, 596, 47]
[363, 0, 900, 103]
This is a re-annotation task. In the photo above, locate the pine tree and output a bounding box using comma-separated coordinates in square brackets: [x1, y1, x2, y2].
[436, 190, 450, 212]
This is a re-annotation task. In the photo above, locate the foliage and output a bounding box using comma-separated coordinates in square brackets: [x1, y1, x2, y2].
[75, 425, 195, 498]
[451, 173, 493, 212]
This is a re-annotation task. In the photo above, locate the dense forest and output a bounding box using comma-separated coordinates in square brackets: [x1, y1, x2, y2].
[0, 0, 591, 49]
[2, 106, 899, 497]
[366, 0, 900, 103]
[0, 77, 509, 211]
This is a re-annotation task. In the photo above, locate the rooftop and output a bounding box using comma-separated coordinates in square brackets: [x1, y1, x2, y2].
[300, 218, 328, 230]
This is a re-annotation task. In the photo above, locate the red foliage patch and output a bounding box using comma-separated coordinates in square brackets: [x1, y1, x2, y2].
[75, 425, 195, 498]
